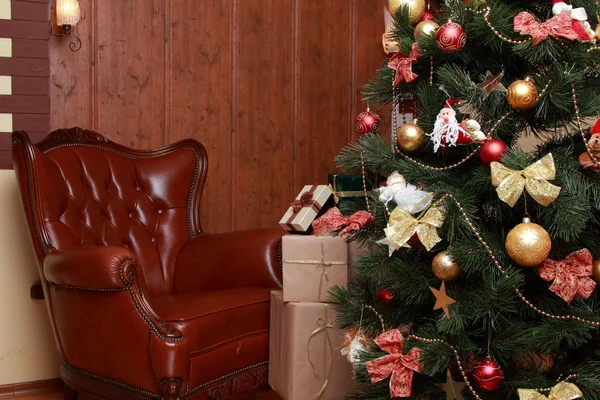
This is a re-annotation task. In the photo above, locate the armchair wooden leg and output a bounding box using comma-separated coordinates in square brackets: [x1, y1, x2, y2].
[63, 384, 79, 400]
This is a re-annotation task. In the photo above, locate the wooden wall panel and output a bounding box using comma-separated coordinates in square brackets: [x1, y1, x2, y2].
[235, 0, 294, 230]
[96, 0, 166, 149]
[43, 0, 387, 233]
[297, 0, 353, 185]
[170, 0, 233, 234]
[49, 0, 92, 130]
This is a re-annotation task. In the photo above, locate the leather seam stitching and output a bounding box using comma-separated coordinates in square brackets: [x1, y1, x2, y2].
[62, 361, 161, 398]
[160, 299, 270, 322]
[188, 329, 269, 357]
[119, 259, 185, 342]
[47, 282, 127, 292]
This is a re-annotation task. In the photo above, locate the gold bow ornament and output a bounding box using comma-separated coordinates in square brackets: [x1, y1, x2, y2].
[518, 382, 583, 400]
[491, 153, 561, 208]
[378, 205, 445, 254]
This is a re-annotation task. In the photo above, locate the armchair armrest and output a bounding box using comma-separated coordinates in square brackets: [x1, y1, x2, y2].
[174, 228, 285, 293]
[42, 246, 190, 395]
[44, 246, 132, 290]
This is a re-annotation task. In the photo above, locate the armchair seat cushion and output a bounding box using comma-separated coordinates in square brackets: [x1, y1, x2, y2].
[151, 287, 271, 357]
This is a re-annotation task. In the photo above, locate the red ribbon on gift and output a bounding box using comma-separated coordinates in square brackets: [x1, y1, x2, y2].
[514, 12, 579, 44]
[537, 248, 597, 304]
[311, 207, 374, 237]
[365, 329, 423, 398]
[387, 43, 420, 87]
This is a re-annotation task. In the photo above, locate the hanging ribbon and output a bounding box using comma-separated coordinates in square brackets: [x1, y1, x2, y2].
[383, 204, 445, 251]
[491, 153, 561, 207]
[365, 329, 423, 398]
[387, 43, 420, 86]
[306, 306, 335, 398]
[283, 236, 346, 300]
[537, 248, 597, 303]
[514, 12, 579, 44]
[312, 207, 374, 237]
[518, 382, 583, 400]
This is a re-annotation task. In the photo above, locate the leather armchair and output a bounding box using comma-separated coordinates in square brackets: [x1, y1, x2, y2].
[12, 128, 285, 400]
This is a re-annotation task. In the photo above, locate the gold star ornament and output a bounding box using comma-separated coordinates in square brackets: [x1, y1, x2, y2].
[436, 369, 466, 400]
[430, 281, 456, 319]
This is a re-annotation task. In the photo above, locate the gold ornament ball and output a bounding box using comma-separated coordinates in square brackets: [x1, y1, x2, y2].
[505, 219, 551, 267]
[592, 259, 600, 284]
[596, 24, 600, 41]
[389, 0, 426, 24]
[414, 20, 440, 40]
[396, 123, 425, 152]
[507, 79, 538, 111]
[432, 251, 462, 281]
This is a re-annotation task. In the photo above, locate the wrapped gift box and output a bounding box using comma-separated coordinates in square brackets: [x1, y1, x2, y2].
[328, 173, 379, 207]
[268, 291, 356, 400]
[279, 185, 333, 232]
[282, 234, 348, 302]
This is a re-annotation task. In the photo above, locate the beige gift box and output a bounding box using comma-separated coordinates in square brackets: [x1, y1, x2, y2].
[268, 291, 357, 400]
[282, 234, 348, 303]
[279, 185, 333, 232]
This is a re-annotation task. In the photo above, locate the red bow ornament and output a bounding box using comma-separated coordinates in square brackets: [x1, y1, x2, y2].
[387, 43, 420, 87]
[312, 207, 374, 237]
[366, 329, 423, 398]
[514, 12, 579, 44]
[537, 248, 597, 303]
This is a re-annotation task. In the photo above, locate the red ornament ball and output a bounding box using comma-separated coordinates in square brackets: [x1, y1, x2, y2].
[356, 109, 381, 134]
[377, 288, 393, 304]
[480, 139, 508, 165]
[409, 233, 424, 249]
[422, 11, 435, 20]
[472, 359, 504, 392]
[436, 22, 467, 52]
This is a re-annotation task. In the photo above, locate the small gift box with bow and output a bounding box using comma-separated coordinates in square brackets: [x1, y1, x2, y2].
[268, 290, 357, 400]
[279, 185, 334, 232]
[282, 234, 348, 302]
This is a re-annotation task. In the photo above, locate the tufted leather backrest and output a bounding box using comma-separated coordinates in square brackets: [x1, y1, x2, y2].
[12, 128, 208, 297]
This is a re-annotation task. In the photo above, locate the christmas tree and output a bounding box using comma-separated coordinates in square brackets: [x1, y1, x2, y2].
[330, 0, 600, 398]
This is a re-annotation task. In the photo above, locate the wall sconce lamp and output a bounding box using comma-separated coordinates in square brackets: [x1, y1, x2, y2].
[48, 0, 82, 52]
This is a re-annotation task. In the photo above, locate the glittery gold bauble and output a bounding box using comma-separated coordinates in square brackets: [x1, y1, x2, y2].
[592, 259, 600, 283]
[396, 123, 425, 152]
[389, 0, 426, 24]
[414, 20, 440, 40]
[507, 79, 538, 111]
[432, 251, 462, 281]
[596, 24, 600, 41]
[505, 218, 551, 267]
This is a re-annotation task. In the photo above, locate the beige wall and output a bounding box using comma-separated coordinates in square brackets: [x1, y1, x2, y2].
[0, 170, 61, 385]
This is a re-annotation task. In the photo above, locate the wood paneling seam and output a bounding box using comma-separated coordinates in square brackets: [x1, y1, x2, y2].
[230, 0, 239, 231]
[164, 0, 172, 145]
[349, 0, 358, 143]
[292, 0, 300, 193]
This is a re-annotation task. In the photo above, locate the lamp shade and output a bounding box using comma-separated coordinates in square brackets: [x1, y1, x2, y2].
[56, 0, 81, 27]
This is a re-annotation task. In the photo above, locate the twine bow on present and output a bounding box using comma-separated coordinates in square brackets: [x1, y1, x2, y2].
[383, 205, 445, 252]
[518, 382, 583, 400]
[312, 207, 374, 237]
[283, 236, 346, 300]
[514, 12, 579, 44]
[491, 153, 561, 207]
[307, 307, 336, 398]
[387, 43, 420, 87]
[365, 329, 423, 398]
[537, 248, 597, 303]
